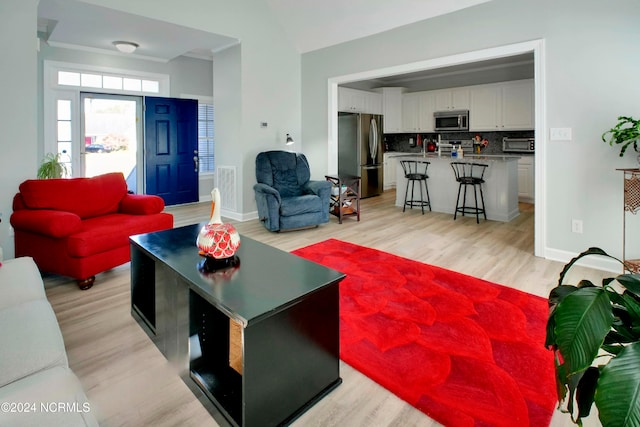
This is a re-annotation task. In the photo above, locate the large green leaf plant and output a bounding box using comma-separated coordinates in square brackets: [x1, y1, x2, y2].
[546, 248, 640, 427]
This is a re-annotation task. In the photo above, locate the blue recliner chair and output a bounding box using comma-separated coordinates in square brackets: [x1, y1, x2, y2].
[254, 151, 331, 232]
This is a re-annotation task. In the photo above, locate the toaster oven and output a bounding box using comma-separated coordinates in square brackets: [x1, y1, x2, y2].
[502, 137, 534, 153]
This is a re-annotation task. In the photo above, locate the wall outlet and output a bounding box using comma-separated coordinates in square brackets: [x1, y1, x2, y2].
[550, 127, 572, 141]
[572, 219, 583, 234]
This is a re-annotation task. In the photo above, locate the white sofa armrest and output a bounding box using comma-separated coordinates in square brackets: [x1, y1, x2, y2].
[0, 257, 46, 310]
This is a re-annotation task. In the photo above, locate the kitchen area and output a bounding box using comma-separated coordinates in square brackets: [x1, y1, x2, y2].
[337, 53, 535, 222]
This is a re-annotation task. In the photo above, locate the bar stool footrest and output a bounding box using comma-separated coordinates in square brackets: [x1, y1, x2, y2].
[455, 206, 485, 215]
[405, 201, 431, 208]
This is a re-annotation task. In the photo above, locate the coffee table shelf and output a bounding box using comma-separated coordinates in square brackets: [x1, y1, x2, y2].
[130, 224, 345, 427]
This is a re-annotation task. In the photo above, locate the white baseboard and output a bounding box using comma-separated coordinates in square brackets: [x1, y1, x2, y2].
[221, 209, 258, 222]
[544, 247, 622, 274]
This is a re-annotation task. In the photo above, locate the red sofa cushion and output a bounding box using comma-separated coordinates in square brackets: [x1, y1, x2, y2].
[10, 210, 81, 238]
[66, 213, 173, 257]
[19, 172, 127, 219]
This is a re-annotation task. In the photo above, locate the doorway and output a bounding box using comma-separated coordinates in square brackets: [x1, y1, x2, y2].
[80, 93, 143, 192]
[328, 39, 546, 257]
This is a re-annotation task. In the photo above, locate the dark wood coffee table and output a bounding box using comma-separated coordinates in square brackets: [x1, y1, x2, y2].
[130, 224, 345, 427]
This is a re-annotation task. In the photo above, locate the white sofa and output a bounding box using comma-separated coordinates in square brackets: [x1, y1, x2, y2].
[0, 257, 98, 426]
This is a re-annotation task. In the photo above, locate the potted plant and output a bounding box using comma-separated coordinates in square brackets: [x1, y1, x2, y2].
[546, 247, 640, 426]
[37, 152, 68, 179]
[602, 116, 640, 158]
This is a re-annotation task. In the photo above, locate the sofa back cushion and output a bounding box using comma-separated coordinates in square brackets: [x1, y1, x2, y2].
[18, 172, 128, 219]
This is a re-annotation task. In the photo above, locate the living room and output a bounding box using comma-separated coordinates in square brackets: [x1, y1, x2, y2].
[2, 0, 639, 267]
[1, 0, 639, 426]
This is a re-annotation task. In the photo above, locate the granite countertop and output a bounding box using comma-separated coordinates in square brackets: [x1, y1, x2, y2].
[388, 153, 521, 161]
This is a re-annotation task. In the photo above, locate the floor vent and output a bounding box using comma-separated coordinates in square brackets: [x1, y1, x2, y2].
[216, 166, 237, 211]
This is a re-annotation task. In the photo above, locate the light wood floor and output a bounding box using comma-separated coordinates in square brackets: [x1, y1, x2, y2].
[43, 190, 606, 427]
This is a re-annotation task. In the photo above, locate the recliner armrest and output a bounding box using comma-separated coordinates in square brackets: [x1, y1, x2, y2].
[304, 180, 332, 198]
[10, 210, 81, 238]
[253, 183, 282, 204]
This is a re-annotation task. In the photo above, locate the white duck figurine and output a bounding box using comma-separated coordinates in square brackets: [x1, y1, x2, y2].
[196, 188, 241, 259]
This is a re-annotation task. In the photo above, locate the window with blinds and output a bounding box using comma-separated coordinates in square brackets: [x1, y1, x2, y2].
[198, 103, 214, 174]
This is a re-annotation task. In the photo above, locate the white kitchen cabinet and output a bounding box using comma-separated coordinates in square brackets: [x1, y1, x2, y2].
[381, 87, 404, 133]
[338, 87, 382, 114]
[469, 84, 500, 130]
[469, 80, 534, 131]
[383, 153, 397, 190]
[402, 93, 420, 132]
[501, 80, 534, 130]
[433, 87, 470, 111]
[402, 91, 435, 132]
[517, 155, 534, 203]
[338, 87, 362, 112]
[419, 92, 436, 132]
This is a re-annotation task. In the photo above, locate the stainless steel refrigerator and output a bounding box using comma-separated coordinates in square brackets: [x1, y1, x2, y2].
[338, 112, 384, 198]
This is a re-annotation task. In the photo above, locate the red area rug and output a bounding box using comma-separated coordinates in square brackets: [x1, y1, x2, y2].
[292, 239, 556, 427]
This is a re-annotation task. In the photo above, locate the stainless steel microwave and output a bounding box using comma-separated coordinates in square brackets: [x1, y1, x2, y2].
[503, 137, 535, 153]
[434, 110, 469, 131]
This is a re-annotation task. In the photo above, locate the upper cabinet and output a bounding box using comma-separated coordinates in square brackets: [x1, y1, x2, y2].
[376, 80, 534, 135]
[381, 87, 404, 133]
[402, 92, 435, 133]
[433, 87, 470, 111]
[469, 85, 500, 130]
[501, 80, 534, 130]
[470, 79, 534, 131]
[338, 87, 382, 114]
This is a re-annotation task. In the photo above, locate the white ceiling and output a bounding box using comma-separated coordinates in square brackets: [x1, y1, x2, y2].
[265, 0, 493, 53]
[37, 0, 492, 61]
[37, 0, 239, 62]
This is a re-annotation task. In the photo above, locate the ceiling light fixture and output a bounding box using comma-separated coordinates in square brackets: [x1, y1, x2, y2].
[285, 134, 295, 146]
[112, 41, 139, 54]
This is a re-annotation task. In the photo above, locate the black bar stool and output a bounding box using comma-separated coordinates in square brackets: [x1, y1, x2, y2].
[450, 162, 488, 224]
[400, 160, 431, 214]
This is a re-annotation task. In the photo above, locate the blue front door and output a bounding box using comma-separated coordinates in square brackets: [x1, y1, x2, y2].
[144, 96, 198, 206]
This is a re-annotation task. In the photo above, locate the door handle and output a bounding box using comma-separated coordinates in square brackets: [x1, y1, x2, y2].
[193, 156, 199, 172]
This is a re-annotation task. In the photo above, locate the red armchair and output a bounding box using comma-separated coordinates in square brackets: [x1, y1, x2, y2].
[10, 172, 173, 289]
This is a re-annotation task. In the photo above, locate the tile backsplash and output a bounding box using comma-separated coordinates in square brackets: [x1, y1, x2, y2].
[384, 130, 534, 155]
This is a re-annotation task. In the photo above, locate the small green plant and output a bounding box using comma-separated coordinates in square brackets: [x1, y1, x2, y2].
[37, 152, 68, 179]
[602, 116, 640, 157]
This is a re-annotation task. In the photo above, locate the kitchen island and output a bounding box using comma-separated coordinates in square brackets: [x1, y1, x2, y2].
[393, 154, 521, 222]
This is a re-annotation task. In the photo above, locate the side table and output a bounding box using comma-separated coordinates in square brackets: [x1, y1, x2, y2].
[325, 174, 361, 224]
[618, 168, 640, 272]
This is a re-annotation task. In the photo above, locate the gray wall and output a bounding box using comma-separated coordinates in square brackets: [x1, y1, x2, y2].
[0, 0, 38, 259]
[301, 0, 640, 264]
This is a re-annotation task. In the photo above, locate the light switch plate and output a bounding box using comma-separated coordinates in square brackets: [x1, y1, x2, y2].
[550, 127, 572, 141]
